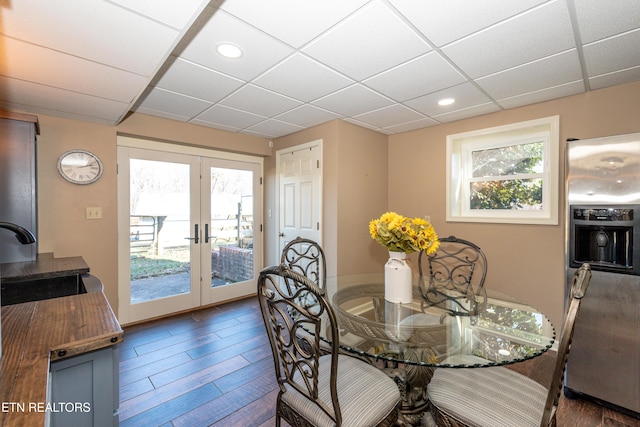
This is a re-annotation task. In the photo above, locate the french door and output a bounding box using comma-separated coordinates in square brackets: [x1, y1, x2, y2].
[117, 142, 262, 323]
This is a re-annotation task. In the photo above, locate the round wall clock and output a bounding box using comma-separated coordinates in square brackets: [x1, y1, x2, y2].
[57, 149, 104, 185]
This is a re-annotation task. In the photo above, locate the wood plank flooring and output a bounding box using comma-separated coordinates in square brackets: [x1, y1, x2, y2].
[120, 297, 640, 427]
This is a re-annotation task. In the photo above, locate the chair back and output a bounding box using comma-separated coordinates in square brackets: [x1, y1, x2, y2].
[281, 237, 327, 289]
[257, 264, 343, 424]
[540, 263, 591, 427]
[419, 235, 487, 297]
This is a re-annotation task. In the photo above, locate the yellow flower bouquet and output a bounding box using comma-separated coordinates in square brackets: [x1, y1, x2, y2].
[369, 211, 439, 254]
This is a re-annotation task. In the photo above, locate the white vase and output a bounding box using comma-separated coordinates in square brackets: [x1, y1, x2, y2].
[384, 251, 413, 303]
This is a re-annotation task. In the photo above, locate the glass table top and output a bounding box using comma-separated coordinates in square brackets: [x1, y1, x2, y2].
[322, 274, 556, 368]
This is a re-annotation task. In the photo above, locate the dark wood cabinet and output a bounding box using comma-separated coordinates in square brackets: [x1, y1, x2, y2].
[0, 110, 39, 263]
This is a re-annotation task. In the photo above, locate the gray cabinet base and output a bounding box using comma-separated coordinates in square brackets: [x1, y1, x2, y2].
[49, 345, 119, 427]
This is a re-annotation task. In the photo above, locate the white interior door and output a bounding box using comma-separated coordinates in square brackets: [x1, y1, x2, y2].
[118, 140, 263, 323]
[277, 140, 322, 256]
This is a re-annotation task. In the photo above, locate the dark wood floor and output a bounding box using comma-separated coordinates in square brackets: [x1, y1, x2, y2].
[119, 297, 640, 427]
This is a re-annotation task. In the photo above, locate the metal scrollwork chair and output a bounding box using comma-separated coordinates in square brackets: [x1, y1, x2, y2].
[258, 264, 401, 427]
[426, 263, 592, 427]
[281, 237, 332, 354]
[419, 236, 488, 315]
[281, 237, 327, 290]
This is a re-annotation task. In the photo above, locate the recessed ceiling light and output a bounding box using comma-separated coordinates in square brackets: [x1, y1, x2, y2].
[438, 98, 455, 106]
[216, 43, 243, 59]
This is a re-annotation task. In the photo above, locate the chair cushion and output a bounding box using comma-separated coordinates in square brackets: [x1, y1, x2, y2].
[283, 354, 400, 427]
[428, 366, 547, 427]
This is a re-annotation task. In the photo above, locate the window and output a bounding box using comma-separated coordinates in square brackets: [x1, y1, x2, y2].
[447, 116, 559, 225]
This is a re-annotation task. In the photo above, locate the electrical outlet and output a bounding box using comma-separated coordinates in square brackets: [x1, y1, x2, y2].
[424, 215, 431, 222]
[86, 207, 102, 219]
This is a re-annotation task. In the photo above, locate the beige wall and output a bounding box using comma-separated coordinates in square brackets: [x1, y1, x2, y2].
[335, 121, 388, 274]
[388, 80, 640, 327]
[35, 112, 269, 314]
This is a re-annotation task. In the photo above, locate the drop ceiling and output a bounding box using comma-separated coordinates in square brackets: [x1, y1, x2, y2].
[1, 0, 639, 139]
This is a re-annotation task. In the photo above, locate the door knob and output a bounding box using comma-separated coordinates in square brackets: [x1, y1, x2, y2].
[279, 232, 285, 237]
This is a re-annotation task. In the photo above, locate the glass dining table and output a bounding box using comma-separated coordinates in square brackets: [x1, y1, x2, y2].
[320, 274, 556, 425]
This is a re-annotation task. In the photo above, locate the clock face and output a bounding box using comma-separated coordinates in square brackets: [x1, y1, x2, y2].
[57, 150, 103, 185]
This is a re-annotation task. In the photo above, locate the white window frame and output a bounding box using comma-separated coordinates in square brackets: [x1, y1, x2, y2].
[446, 116, 559, 225]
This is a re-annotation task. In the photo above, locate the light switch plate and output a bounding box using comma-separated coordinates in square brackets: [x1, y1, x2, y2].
[86, 207, 102, 219]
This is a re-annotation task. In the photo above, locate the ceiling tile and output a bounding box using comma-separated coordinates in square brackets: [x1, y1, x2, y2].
[0, 76, 128, 124]
[253, 54, 353, 102]
[384, 117, 439, 133]
[432, 103, 501, 123]
[364, 52, 467, 101]
[353, 104, 425, 128]
[404, 82, 494, 116]
[388, 0, 547, 47]
[1, 0, 181, 76]
[496, 80, 585, 109]
[476, 49, 583, 99]
[0, 36, 146, 103]
[312, 84, 394, 116]
[442, 0, 575, 79]
[135, 87, 212, 118]
[583, 30, 640, 77]
[220, 0, 369, 48]
[275, 105, 343, 128]
[154, 57, 245, 103]
[574, 0, 640, 44]
[194, 105, 266, 129]
[220, 85, 302, 117]
[178, 10, 295, 81]
[303, 1, 431, 80]
[109, 0, 209, 30]
[343, 117, 386, 133]
[134, 107, 192, 123]
[244, 119, 305, 138]
[589, 66, 640, 90]
[190, 119, 241, 133]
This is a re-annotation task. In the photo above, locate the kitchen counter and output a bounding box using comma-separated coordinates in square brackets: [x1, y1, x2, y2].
[1, 254, 93, 306]
[0, 253, 89, 283]
[0, 291, 123, 426]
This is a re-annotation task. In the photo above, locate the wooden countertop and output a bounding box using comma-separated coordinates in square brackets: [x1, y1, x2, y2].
[0, 292, 123, 427]
[0, 253, 90, 284]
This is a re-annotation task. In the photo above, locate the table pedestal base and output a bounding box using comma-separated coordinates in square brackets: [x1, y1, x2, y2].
[374, 348, 436, 426]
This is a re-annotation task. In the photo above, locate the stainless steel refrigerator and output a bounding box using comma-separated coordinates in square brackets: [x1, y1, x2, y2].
[565, 132, 640, 417]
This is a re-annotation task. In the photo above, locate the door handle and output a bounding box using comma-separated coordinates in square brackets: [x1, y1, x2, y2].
[279, 232, 285, 237]
[185, 224, 199, 244]
[204, 224, 210, 243]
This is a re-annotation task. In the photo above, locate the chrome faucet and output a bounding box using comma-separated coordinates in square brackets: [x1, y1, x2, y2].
[0, 222, 36, 244]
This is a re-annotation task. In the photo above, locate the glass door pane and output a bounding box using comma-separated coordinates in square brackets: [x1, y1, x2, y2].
[209, 167, 254, 285]
[201, 158, 261, 304]
[129, 158, 192, 303]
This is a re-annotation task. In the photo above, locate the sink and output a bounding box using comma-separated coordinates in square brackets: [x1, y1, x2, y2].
[0, 273, 102, 306]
